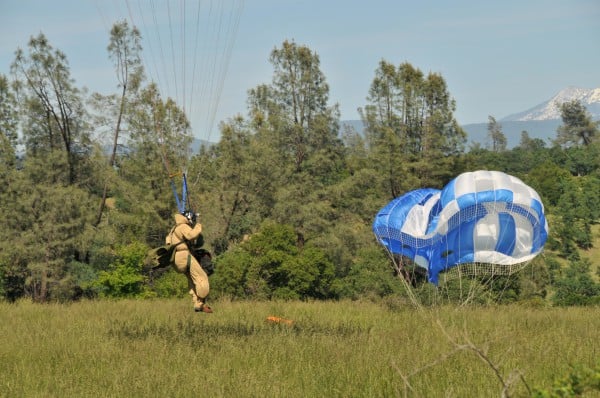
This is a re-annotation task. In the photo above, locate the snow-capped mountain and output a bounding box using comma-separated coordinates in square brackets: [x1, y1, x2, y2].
[501, 86, 600, 122]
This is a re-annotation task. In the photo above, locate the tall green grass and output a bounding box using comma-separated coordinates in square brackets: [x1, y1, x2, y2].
[1, 299, 598, 397]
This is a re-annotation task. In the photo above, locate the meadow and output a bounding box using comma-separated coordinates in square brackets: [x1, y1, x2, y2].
[1, 299, 598, 397]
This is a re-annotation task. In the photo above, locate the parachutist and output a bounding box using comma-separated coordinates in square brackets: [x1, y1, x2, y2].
[167, 211, 213, 313]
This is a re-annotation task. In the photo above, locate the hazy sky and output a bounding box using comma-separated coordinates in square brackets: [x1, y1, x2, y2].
[2, 0, 599, 142]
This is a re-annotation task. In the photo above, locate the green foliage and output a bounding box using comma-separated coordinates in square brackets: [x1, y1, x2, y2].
[553, 176, 598, 253]
[517, 258, 551, 301]
[210, 222, 336, 300]
[556, 99, 599, 147]
[334, 247, 403, 299]
[149, 268, 187, 298]
[11, 33, 92, 185]
[361, 60, 465, 196]
[532, 362, 600, 397]
[0, 74, 18, 171]
[210, 247, 253, 299]
[65, 261, 98, 299]
[525, 161, 571, 207]
[93, 242, 149, 298]
[487, 115, 507, 152]
[0, 258, 27, 303]
[552, 258, 600, 306]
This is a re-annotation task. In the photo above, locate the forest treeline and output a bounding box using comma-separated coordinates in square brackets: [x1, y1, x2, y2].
[1, 22, 599, 305]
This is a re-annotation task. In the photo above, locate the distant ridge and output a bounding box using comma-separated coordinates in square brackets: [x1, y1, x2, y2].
[191, 138, 214, 153]
[461, 120, 560, 149]
[340, 119, 560, 149]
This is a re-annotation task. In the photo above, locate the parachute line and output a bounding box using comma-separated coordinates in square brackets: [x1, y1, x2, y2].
[111, 0, 243, 142]
[97, 1, 244, 211]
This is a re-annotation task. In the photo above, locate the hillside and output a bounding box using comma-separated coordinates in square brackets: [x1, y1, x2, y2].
[461, 119, 561, 148]
[340, 119, 561, 149]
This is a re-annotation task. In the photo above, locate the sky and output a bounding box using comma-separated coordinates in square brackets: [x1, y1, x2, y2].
[1, 0, 599, 142]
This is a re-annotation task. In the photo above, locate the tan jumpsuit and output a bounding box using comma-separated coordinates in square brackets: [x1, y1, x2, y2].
[166, 213, 209, 310]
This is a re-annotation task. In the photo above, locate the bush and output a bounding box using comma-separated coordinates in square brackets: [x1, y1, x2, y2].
[552, 259, 600, 306]
[149, 268, 187, 298]
[92, 242, 149, 298]
[533, 362, 600, 397]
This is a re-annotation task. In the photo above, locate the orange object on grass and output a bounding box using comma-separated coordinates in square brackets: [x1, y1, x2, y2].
[266, 316, 294, 326]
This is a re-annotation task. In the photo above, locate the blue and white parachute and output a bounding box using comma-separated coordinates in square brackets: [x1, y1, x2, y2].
[373, 170, 549, 284]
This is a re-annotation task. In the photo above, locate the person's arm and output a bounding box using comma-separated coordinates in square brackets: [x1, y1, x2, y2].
[181, 223, 203, 241]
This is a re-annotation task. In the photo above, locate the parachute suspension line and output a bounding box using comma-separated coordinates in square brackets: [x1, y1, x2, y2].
[142, 83, 186, 216]
[150, 0, 170, 96]
[189, 0, 243, 190]
[377, 233, 423, 309]
[182, 172, 190, 211]
[155, 113, 189, 214]
[122, 0, 187, 214]
[166, 1, 180, 107]
[216, 0, 243, 137]
[133, 0, 165, 95]
[205, 0, 244, 143]
[101, 0, 243, 199]
[204, 2, 223, 142]
[188, 0, 204, 128]
[180, 0, 186, 116]
[93, 0, 113, 33]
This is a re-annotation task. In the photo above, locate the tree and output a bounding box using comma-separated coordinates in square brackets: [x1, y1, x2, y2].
[563, 143, 600, 177]
[487, 115, 507, 152]
[414, 72, 465, 186]
[211, 222, 335, 300]
[268, 40, 339, 174]
[518, 130, 546, 151]
[5, 162, 95, 302]
[360, 60, 465, 197]
[93, 20, 144, 226]
[11, 33, 91, 185]
[360, 60, 414, 198]
[556, 99, 599, 147]
[5, 35, 98, 302]
[0, 82, 25, 300]
[552, 258, 600, 306]
[93, 242, 148, 298]
[554, 177, 595, 253]
[526, 161, 570, 207]
[246, 40, 345, 247]
[189, 116, 272, 254]
[0, 74, 19, 170]
[334, 246, 403, 300]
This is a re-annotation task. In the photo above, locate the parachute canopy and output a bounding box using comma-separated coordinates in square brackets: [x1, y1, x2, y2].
[373, 170, 549, 284]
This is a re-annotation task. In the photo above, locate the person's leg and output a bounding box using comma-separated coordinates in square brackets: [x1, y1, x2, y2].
[189, 258, 211, 312]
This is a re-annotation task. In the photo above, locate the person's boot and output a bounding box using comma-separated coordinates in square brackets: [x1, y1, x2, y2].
[194, 303, 213, 313]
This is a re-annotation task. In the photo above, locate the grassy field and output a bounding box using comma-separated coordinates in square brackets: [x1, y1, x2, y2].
[1, 299, 599, 397]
